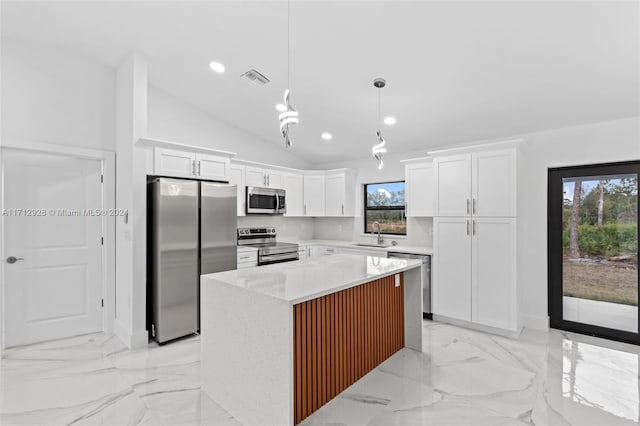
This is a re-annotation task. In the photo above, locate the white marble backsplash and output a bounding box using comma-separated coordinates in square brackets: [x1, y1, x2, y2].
[237, 216, 315, 240]
[237, 216, 433, 248]
[313, 216, 433, 247]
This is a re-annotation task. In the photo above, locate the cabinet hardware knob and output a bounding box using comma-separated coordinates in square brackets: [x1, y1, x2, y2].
[6, 256, 24, 264]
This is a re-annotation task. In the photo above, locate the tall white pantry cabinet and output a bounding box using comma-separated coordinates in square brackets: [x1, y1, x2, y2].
[432, 143, 519, 332]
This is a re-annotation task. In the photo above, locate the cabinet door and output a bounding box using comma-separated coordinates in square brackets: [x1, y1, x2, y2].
[325, 173, 346, 216]
[266, 171, 284, 189]
[283, 173, 304, 216]
[154, 148, 195, 178]
[405, 162, 434, 217]
[303, 175, 325, 216]
[298, 245, 308, 260]
[434, 154, 471, 217]
[196, 153, 229, 182]
[471, 217, 516, 330]
[433, 217, 471, 321]
[245, 166, 267, 187]
[471, 150, 516, 217]
[229, 164, 245, 216]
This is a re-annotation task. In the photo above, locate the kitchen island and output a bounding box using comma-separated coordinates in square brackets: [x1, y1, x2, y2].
[200, 254, 423, 426]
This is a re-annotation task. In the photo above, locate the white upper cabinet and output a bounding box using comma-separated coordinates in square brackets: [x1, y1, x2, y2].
[283, 173, 304, 217]
[471, 150, 516, 217]
[195, 153, 229, 182]
[434, 154, 471, 217]
[245, 166, 284, 189]
[324, 171, 355, 217]
[153, 147, 230, 181]
[434, 148, 516, 218]
[154, 148, 196, 179]
[404, 159, 434, 217]
[229, 164, 246, 216]
[245, 166, 267, 187]
[303, 174, 325, 216]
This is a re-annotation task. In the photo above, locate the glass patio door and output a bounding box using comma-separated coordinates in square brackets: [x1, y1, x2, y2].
[549, 161, 639, 344]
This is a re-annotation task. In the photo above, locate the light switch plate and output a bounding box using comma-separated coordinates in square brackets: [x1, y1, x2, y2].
[395, 274, 400, 287]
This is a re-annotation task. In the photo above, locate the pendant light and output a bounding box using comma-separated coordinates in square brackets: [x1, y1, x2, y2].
[279, 0, 299, 148]
[372, 78, 388, 169]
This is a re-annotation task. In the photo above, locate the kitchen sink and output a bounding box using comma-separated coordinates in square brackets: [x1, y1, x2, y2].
[351, 243, 392, 248]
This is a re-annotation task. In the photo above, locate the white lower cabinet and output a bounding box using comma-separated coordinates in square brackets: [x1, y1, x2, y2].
[433, 218, 472, 321]
[307, 245, 339, 258]
[297, 245, 308, 260]
[237, 249, 258, 269]
[471, 217, 516, 330]
[433, 217, 517, 331]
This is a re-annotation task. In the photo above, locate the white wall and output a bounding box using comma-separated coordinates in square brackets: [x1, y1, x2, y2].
[147, 87, 310, 169]
[517, 117, 640, 330]
[0, 39, 117, 350]
[312, 150, 434, 247]
[0, 39, 115, 150]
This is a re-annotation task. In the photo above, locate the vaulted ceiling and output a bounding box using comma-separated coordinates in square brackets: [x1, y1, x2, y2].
[2, 1, 638, 164]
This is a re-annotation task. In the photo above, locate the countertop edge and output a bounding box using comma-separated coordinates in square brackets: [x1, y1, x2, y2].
[286, 261, 421, 304]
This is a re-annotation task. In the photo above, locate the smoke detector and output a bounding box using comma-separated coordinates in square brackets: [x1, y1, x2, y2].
[240, 68, 270, 85]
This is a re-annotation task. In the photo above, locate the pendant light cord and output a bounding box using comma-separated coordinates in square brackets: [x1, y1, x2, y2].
[378, 88, 381, 129]
[287, 0, 291, 90]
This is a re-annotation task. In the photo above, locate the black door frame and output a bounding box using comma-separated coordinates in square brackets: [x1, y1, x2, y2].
[548, 160, 640, 345]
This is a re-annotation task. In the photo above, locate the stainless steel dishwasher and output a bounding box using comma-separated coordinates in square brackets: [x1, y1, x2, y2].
[387, 252, 432, 319]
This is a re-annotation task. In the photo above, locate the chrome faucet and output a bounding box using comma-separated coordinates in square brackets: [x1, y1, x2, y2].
[372, 221, 384, 245]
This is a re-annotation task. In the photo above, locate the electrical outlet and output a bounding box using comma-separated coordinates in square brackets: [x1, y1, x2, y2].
[395, 274, 400, 287]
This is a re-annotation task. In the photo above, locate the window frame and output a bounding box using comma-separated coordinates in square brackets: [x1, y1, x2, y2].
[363, 180, 407, 236]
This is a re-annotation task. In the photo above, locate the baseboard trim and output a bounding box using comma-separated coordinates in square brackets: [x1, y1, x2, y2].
[432, 314, 523, 339]
[522, 314, 549, 331]
[113, 319, 149, 349]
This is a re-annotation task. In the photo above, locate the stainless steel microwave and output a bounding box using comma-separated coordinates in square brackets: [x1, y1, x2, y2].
[246, 187, 286, 214]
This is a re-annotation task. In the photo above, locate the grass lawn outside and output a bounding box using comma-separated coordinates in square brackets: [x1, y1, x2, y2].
[563, 260, 638, 306]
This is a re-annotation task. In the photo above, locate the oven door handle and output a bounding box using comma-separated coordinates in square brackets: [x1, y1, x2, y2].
[259, 252, 299, 264]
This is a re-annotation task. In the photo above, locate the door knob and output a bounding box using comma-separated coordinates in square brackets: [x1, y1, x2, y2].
[6, 256, 24, 264]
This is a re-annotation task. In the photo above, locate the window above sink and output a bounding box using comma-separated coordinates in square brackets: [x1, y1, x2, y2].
[363, 181, 406, 236]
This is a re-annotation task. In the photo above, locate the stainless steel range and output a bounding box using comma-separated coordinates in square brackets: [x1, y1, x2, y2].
[237, 227, 299, 265]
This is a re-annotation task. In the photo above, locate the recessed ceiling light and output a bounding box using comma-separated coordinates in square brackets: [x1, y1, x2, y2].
[384, 116, 396, 126]
[321, 132, 333, 141]
[276, 104, 287, 112]
[209, 61, 225, 73]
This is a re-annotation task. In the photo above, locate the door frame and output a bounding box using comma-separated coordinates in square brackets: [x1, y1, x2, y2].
[548, 160, 640, 345]
[0, 140, 116, 353]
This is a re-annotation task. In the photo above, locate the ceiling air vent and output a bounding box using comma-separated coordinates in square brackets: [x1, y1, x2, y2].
[240, 68, 270, 85]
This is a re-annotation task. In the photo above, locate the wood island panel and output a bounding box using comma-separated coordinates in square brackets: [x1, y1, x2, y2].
[293, 273, 405, 424]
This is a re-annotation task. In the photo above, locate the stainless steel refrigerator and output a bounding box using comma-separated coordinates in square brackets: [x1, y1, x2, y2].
[148, 177, 237, 344]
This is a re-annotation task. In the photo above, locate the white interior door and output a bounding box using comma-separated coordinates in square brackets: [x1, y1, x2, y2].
[3, 149, 103, 347]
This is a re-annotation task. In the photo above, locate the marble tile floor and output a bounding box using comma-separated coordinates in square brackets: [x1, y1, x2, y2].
[0, 321, 638, 426]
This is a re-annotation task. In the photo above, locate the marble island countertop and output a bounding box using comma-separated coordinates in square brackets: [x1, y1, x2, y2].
[201, 254, 422, 304]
